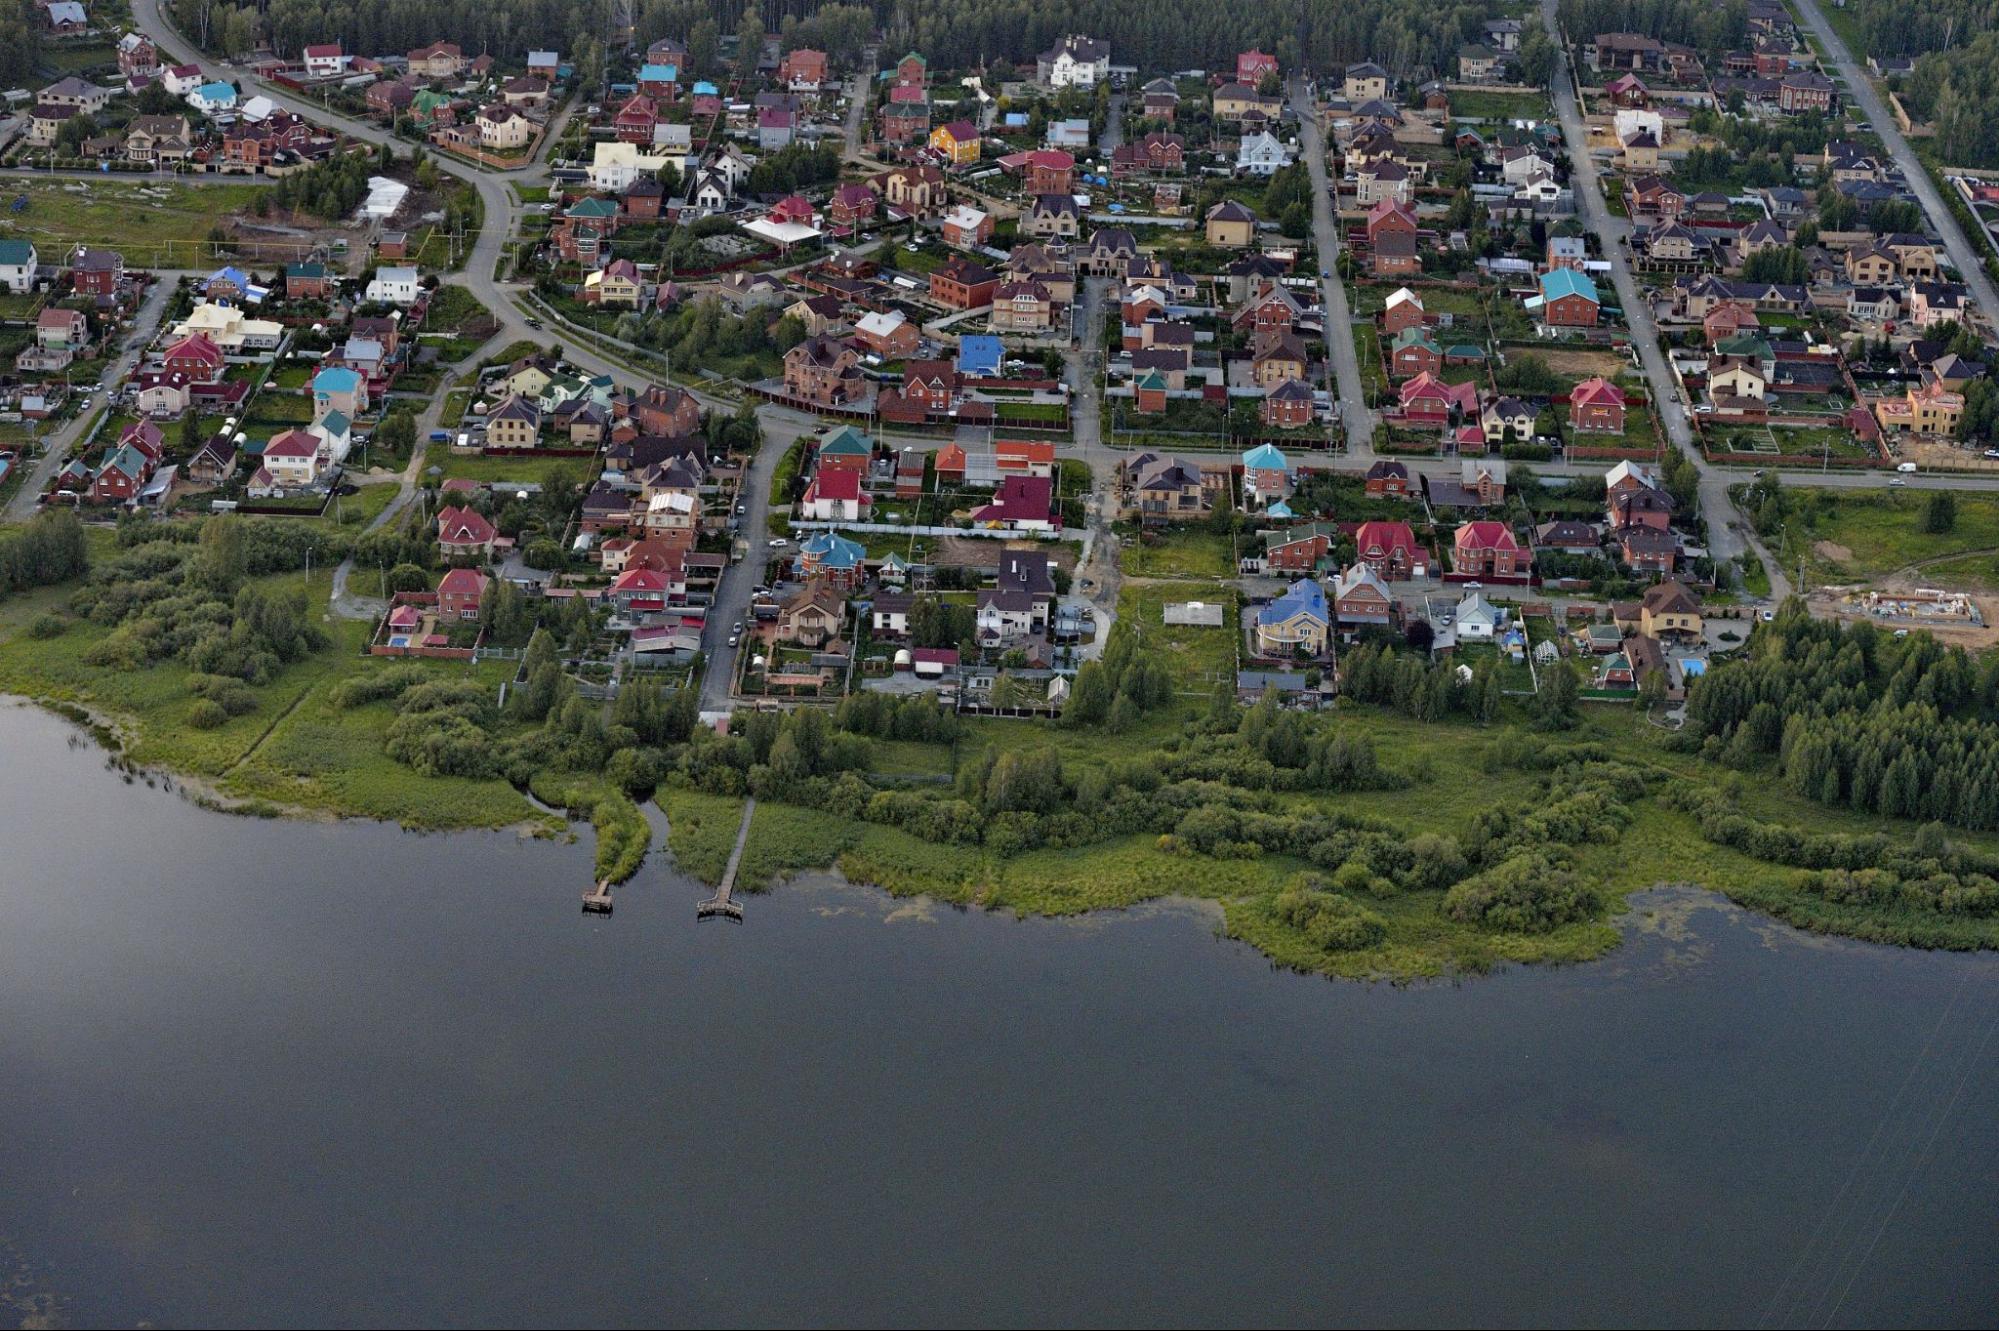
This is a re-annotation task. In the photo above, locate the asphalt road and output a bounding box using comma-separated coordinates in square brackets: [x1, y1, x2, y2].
[1290, 78, 1374, 453]
[1792, 0, 1999, 321]
[4, 275, 178, 521]
[1539, 0, 1790, 600]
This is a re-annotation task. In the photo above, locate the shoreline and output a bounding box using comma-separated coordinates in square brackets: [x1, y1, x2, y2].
[11, 685, 1999, 981]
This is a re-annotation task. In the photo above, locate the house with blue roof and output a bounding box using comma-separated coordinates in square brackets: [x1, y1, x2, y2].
[1241, 441, 1291, 506]
[188, 81, 238, 114]
[1254, 578, 1329, 657]
[1523, 267, 1600, 327]
[638, 63, 679, 96]
[312, 366, 366, 421]
[203, 265, 267, 303]
[957, 334, 1004, 378]
[798, 531, 868, 587]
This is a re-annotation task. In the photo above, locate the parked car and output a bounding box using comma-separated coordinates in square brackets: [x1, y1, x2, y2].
[767, 537, 788, 548]
[1897, 461, 1919, 473]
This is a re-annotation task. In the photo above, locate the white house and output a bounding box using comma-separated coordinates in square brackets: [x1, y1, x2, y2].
[161, 64, 203, 97]
[589, 140, 678, 192]
[364, 265, 421, 306]
[1037, 35, 1110, 88]
[1454, 592, 1502, 642]
[302, 44, 348, 80]
[0, 240, 37, 294]
[976, 588, 1040, 644]
[259, 429, 323, 488]
[1236, 131, 1292, 177]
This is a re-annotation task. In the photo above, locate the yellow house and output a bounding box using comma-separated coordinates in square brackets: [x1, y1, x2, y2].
[584, 262, 643, 308]
[498, 362, 552, 399]
[929, 119, 980, 165]
[1637, 582, 1703, 640]
[1874, 380, 1964, 435]
[1204, 200, 1257, 248]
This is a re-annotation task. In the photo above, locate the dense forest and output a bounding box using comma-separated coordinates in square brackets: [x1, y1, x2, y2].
[1684, 605, 1999, 832]
[169, 0, 1509, 80]
[0, 0, 44, 89]
[1553, 0, 1748, 55]
[1832, 0, 1998, 59]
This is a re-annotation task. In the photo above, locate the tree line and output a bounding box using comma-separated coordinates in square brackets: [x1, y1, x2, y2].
[1684, 607, 1999, 831]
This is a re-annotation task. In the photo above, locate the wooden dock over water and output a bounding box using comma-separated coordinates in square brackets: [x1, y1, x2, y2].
[697, 797, 754, 922]
[581, 879, 614, 913]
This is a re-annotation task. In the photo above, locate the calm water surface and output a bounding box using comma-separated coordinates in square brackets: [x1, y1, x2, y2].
[1, 703, 1995, 1328]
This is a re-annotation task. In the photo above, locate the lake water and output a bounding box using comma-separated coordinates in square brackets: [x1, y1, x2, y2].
[1, 701, 1995, 1328]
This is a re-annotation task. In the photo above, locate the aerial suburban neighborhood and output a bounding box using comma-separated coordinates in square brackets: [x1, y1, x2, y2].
[3, 0, 1999, 1319]
[0, 0, 1996, 1324]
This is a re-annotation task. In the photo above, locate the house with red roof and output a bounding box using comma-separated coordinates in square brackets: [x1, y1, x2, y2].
[768, 194, 816, 226]
[828, 183, 879, 227]
[614, 94, 658, 143]
[1453, 520, 1526, 577]
[934, 443, 967, 484]
[1568, 377, 1627, 432]
[1398, 371, 1478, 425]
[161, 332, 224, 382]
[1237, 50, 1279, 84]
[1024, 148, 1075, 194]
[995, 438, 1056, 477]
[971, 475, 1055, 531]
[799, 466, 872, 521]
[436, 505, 497, 559]
[1353, 520, 1423, 580]
[779, 48, 828, 91]
[436, 567, 489, 619]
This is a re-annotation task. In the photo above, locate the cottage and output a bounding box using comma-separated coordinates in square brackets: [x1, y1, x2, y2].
[1453, 521, 1526, 578]
[1254, 579, 1329, 657]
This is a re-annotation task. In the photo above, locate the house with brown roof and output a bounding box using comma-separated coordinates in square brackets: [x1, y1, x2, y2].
[783, 335, 865, 405]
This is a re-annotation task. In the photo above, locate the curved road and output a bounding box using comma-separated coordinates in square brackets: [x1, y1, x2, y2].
[1792, 0, 1999, 321]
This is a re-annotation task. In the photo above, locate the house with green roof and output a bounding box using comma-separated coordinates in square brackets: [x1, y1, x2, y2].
[1389, 324, 1442, 378]
[1524, 267, 1600, 327]
[1241, 442, 1291, 506]
[0, 239, 37, 294]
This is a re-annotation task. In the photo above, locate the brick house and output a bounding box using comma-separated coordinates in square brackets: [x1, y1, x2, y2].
[1569, 376, 1627, 432]
[783, 335, 865, 404]
[930, 256, 999, 310]
[1453, 520, 1526, 577]
[1353, 520, 1422, 579]
[1364, 459, 1413, 499]
[1262, 377, 1315, 428]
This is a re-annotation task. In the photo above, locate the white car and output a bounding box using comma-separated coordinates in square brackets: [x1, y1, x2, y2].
[767, 537, 789, 548]
[1463, 580, 1483, 591]
[727, 633, 740, 648]
[1888, 477, 1907, 487]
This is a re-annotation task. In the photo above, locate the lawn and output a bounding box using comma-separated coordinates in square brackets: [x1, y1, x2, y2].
[1447, 89, 1553, 120]
[1120, 527, 1237, 578]
[1768, 486, 1999, 581]
[422, 444, 597, 489]
[0, 179, 273, 265]
[1117, 580, 1238, 692]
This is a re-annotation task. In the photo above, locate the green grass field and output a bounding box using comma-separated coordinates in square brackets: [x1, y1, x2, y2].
[1447, 89, 1553, 120]
[0, 180, 274, 263]
[1770, 487, 1999, 583]
[1117, 580, 1239, 691]
[1120, 528, 1237, 579]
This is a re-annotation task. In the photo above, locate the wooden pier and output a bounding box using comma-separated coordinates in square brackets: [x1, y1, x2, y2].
[581, 879, 614, 913]
[697, 797, 755, 922]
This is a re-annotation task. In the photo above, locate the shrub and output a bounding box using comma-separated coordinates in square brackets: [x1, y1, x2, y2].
[186, 698, 229, 730]
[26, 614, 66, 639]
[1443, 852, 1602, 933]
[1272, 880, 1388, 952]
